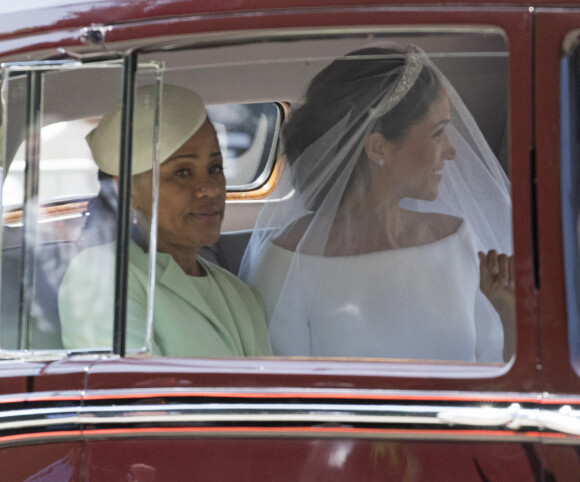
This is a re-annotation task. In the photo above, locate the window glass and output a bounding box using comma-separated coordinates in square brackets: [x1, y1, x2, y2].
[3, 118, 99, 208]
[56, 66, 164, 356]
[0, 63, 279, 355]
[133, 30, 514, 370]
[0, 64, 124, 352]
[561, 39, 580, 374]
[0, 30, 514, 375]
[208, 102, 280, 189]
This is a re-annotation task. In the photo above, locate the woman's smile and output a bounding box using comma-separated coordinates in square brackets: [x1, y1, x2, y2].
[431, 165, 444, 183]
[189, 203, 224, 223]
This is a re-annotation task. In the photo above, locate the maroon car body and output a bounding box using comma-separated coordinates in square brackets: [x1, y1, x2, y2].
[0, 0, 578, 480]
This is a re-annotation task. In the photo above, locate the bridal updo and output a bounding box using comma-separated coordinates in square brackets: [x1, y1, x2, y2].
[282, 47, 441, 210]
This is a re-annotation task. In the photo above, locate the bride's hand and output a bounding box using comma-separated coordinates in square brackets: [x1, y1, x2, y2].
[478, 250, 515, 318]
[479, 250, 515, 361]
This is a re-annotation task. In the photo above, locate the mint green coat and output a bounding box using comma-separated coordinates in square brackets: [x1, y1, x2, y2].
[58, 241, 271, 357]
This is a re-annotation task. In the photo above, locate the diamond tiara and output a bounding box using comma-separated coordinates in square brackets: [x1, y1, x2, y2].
[369, 46, 424, 118]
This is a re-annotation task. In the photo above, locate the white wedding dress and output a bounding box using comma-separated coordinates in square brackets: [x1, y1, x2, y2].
[247, 221, 503, 362]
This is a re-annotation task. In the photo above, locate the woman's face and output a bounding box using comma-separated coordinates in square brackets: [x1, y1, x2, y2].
[382, 88, 456, 202]
[132, 119, 226, 255]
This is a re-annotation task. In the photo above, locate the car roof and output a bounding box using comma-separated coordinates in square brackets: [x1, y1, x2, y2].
[0, 0, 575, 43]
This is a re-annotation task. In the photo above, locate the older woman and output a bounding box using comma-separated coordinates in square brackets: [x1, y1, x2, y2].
[241, 46, 514, 362]
[58, 84, 271, 357]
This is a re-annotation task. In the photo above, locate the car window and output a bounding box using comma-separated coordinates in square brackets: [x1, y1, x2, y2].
[0, 29, 515, 377]
[208, 103, 281, 190]
[560, 34, 580, 375]
[137, 29, 513, 371]
[0, 62, 125, 352]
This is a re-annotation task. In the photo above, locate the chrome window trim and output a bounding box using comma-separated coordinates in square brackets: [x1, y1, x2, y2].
[122, 26, 509, 56]
[3, 390, 580, 444]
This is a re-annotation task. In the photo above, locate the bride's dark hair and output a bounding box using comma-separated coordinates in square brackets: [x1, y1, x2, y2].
[282, 47, 440, 210]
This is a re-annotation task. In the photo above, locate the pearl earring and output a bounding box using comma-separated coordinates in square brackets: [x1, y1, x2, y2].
[377, 158, 385, 167]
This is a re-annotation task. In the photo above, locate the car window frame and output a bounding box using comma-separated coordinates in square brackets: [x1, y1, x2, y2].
[0, 23, 527, 385]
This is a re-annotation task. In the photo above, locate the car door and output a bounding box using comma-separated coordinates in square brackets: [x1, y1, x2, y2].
[535, 6, 580, 477]
[5, 1, 572, 479]
[59, 5, 548, 479]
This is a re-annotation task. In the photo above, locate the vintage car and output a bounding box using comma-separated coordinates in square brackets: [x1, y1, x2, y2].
[0, 0, 579, 479]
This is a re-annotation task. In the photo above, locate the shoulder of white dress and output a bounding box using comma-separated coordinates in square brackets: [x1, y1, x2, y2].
[456, 219, 475, 242]
[453, 220, 480, 266]
[266, 240, 297, 257]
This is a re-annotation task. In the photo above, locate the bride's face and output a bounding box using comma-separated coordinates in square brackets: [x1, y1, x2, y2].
[382, 88, 456, 202]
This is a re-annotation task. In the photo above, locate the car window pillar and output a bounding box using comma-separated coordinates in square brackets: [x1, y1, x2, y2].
[113, 53, 138, 357]
[18, 70, 43, 349]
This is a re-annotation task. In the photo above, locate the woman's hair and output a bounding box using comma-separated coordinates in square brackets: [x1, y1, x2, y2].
[282, 47, 441, 210]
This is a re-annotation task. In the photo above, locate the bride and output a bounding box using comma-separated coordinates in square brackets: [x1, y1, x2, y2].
[241, 45, 514, 363]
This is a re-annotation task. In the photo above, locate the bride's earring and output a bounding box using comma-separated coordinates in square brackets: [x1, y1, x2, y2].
[377, 158, 385, 167]
[131, 209, 139, 225]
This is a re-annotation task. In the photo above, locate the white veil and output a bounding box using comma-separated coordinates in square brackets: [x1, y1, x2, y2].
[240, 45, 512, 363]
